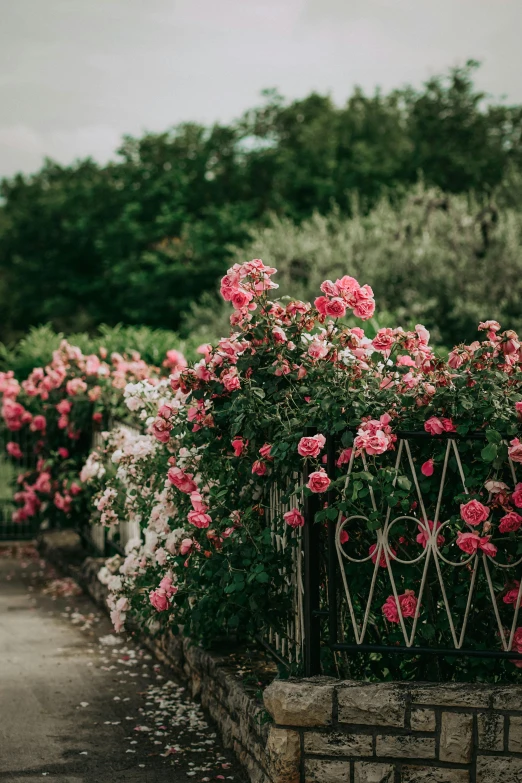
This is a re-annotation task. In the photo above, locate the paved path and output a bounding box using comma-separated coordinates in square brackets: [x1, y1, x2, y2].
[0, 546, 246, 783]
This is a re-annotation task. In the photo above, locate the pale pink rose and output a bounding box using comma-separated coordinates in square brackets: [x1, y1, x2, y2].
[415, 324, 430, 345]
[297, 434, 326, 458]
[499, 512, 522, 534]
[353, 298, 375, 320]
[159, 576, 177, 596]
[188, 510, 212, 528]
[259, 443, 273, 460]
[424, 416, 445, 435]
[421, 459, 434, 477]
[512, 483, 522, 508]
[354, 429, 389, 456]
[324, 298, 346, 318]
[484, 480, 508, 494]
[110, 609, 126, 633]
[167, 467, 197, 494]
[252, 460, 267, 477]
[283, 509, 305, 528]
[6, 442, 22, 459]
[272, 326, 287, 343]
[307, 470, 330, 493]
[155, 547, 167, 566]
[460, 499, 489, 527]
[396, 355, 416, 367]
[149, 589, 169, 612]
[509, 438, 522, 463]
[308, 339, 329, 360]
[158, 404, 174, 420]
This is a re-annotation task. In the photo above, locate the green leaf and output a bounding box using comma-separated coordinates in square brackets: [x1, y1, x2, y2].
[486, 428, 502, 444]
[251, 387, 265, 399]
[397, 476, 411, 491]
[481, 443, 498, 462]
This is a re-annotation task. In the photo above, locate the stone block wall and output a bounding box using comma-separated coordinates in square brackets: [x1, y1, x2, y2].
[263, 678, 522, 783]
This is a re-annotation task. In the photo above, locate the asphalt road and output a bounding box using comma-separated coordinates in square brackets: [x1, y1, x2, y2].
[0, 546, 246, 783]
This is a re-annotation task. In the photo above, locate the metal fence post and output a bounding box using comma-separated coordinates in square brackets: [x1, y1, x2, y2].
[303, 450, 322, 677]
[326, 434, 338, 649]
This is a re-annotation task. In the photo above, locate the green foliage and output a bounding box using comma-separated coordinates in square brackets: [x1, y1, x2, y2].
[1, 62, 522, 342]
[186, 186, 522, 348]
[0, 323, 194, 378]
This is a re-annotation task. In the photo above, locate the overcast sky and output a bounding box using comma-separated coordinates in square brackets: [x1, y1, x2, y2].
[1, 0, 521, 178]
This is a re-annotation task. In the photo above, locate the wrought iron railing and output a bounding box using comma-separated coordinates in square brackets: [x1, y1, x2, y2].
[300, 431, 522, 676]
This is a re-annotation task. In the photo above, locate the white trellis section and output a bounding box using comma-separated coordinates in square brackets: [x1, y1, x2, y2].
[264, 478, 305, 665]
[336, 438, 522, 652]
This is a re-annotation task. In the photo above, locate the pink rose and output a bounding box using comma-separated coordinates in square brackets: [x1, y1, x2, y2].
[152, 418, 172, 443]
[30, 415, 46, 432]
[416, 520, 444, 549]
[324, 298, 347, 318]
[66, 378, 87, 396]
[314, 296, 329, 316]
[424, 417, 444, 435]
[479, 535, 497, 558]
[336, 448, 353, 467]
[180, 538, 194, 556]
[231, 289, 253, 310]
[456, 531, 480, 555]
[509, 438, 522, 464]
[460, 499, 489, 527]
[56, 399, 72, 415]
[158, 404, 174, 420]
[369, 543, 396, 567]
[421, 459, 434, 477]
[307, 470, 330, 493]
[222, 368, 241, 392]
[352, 298, 375, 320]
[372, 328, 395, 353]
[231, 436, 248, 457]
[252, 460, 267, 476]
[167, 467, 197, 494]
[283, 509, 305, 528]
[149, 589, 169, 612]
[512, 483, 522, 508]
[259, 443, 273, 460]
[499, 511, 522, 534]
[297, 434, 326, 458]
[340, 530, 349, 545]
[382, 590, 417, 624]
[6, 442, 22, 459]
[188, 510, 211, 528]
[58, 447, 69, 459]
[504, 582, 521, 606]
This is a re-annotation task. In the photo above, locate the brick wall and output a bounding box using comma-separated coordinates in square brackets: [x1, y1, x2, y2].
[263, 678, 522, 783]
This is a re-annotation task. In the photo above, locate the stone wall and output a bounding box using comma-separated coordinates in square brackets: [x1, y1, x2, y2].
[263, 678, 522, 783]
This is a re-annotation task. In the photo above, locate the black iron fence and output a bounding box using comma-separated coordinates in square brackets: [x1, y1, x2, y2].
[300, 430, 522, 677]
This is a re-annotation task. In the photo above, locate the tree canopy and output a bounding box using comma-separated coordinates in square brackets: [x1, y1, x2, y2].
[1, 61, 521, 343]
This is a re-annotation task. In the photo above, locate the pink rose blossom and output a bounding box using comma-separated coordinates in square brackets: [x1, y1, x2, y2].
[259, 443, 273, 460]
[336, 448, 353, 467]
[382, 590, 418, 624]
[424, 417, 444, 435]
[416, 520, 444, 549]
[353, 298, 376, 320]
[499, 511, 522, 534]
[509, 438, 522, 463]
[307, 470, 331, 493]
[421, 459, 434, 477]
[283, 509, 305, 528]
[504, 582, 521, 606]
[252, 460, 267, 477]
[460, 499, 490, 527]
[512, 483, 522, 508]
[167, 467, 197, 494]
[231, 436, 248, 457]
[149, 589, 169, 612]
[297, 434, 326, 458]
[152, 418, 172, 443]
[369, 543, 396, 567]
[324, 298, 347, 318]
[6, 442, 22, 459]
[188, 510, 212, 528]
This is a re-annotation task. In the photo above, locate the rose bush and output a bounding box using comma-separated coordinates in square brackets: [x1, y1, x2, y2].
[73, 257, 522, 682]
